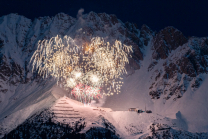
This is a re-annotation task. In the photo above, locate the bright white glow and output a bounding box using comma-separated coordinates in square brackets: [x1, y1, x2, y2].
[67, 78, 76, 88]
[91, 75, 99, 83]
[75, 72, 82, 78]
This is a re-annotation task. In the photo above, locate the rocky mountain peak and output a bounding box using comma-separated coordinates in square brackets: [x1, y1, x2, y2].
[85, 11, 99, 22]
[152, 26, 188, 60]
[149, 36, 208, 101]
[125, 22, 139, 34]
[140, 24, 154, 46]
[109, 14, 119, 25]
[141, 24, 153, 36]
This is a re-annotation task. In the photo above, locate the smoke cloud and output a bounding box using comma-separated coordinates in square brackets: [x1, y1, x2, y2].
[91, 96, 107, 107]
[77, 8, 84, 19]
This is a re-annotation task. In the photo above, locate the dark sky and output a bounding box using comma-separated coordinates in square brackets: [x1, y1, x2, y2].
[1, 0, 208, 37]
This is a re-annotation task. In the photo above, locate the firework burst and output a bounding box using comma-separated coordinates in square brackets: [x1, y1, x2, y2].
[30, 35, 133, 103]
[71, 83, 101, 103]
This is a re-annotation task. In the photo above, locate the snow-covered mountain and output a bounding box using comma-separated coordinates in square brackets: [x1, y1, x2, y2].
[2, 96, 208, 139]
[0, 12, 208, 138]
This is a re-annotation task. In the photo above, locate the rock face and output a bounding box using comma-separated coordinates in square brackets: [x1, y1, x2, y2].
[152, 26, 188, 60]
[149, 37, 208, 101]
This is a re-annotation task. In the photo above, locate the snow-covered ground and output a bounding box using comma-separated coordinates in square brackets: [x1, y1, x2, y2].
[103, 40, 208, 133]
[49, 96, 180, 138]
[2, 86, 208, 138]
[104, 61, 208, 133]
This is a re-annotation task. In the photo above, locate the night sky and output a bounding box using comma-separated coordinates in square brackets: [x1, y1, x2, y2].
[1, 0, 208, 37]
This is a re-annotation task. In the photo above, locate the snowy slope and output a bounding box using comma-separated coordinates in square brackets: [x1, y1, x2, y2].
[104, 36, 208, 132]
[2, 95, 208, 139]
[0, 79, 56, 136]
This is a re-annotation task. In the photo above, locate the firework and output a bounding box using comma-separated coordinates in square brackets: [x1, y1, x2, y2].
[71, 83, 101, 103]
[30, 35, 81, 80]
[30, 35, 133, 103]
